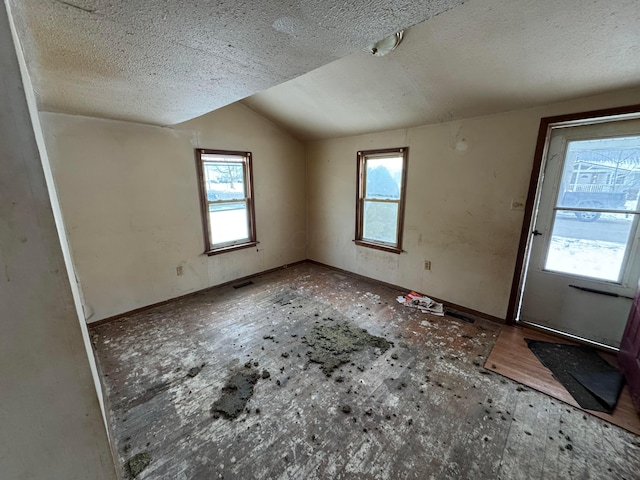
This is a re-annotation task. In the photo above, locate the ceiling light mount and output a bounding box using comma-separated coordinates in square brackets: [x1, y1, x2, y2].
[366, 31, 404, 57]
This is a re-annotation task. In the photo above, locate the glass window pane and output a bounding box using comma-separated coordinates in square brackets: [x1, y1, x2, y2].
[209, 201, 249, 245]
[365, 157, 403, 200]
[556, 137, 640, 212]
[545, 210, 636, 281]
[204, 162, 245, 201]
[363, 201, 398, 244]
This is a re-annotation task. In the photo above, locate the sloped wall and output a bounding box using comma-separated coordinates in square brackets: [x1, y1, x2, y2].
[1, 2, 117, 477]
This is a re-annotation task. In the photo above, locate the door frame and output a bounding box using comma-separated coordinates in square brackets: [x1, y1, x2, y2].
[506, 104, 640, 332]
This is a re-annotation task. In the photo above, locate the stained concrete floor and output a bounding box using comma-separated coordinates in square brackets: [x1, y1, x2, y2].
[91, 262, 640, 479]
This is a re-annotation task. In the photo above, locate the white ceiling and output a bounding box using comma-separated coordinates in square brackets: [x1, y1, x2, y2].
[10, 0, 640, 140]
[244, 0, 640, 140]
[8, 0, 463, 126]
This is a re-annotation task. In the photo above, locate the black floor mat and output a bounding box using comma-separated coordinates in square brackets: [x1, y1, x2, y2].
[525, 339, 625, 413]
[571, 371, 625, 412]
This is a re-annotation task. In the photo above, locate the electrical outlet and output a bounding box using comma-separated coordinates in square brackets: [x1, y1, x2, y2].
[424, 260, 431, 270]
[176, 266, 184, 276]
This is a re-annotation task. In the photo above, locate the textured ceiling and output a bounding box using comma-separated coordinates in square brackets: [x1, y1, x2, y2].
[243, 0, 640, 140]
[8, 0, 464, 126]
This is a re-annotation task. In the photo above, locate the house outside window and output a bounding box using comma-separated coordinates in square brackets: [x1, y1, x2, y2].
[195, 149, 257, 255]
[355, 147, 408, 254]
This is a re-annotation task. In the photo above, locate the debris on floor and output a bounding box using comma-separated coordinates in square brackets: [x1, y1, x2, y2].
[397, 291, 444, 316]
[127, 452, 152, 478]
[92, 264, 640, 479]
[303, 321, 391, 376]
[186, 363, 205, 378]
[211, 368, 261, 419]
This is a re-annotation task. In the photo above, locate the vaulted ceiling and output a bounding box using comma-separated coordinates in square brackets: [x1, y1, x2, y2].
[8, 0, 463, 126]
[9, 0, 640, 140]
[244, 0, 640, 140]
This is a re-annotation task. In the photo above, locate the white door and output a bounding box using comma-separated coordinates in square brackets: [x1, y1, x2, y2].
[520, 119, 640, 349]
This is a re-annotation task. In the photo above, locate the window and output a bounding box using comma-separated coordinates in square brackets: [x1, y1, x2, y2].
[355, 147, 408, 253]
[544, 135, 640, 281]
[195, 149, 257, 255]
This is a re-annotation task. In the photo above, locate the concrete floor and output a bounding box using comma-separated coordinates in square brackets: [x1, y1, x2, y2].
[90, 262, 640, 479]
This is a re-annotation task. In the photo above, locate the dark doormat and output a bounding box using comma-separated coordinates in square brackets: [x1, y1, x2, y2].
[525, 339, 625, 413]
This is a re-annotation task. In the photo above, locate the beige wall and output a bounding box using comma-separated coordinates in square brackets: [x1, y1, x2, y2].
[41, 80, 640, 325]
[1, 1, 117, 478]
[43, 103, 306, 323]
[307, 88, 640, 319]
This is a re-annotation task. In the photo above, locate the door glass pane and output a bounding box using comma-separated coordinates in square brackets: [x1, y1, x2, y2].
[545, 211, 635, 281]
[209, 201, 248, 245]
[365, 157, 403, 200]
[363, 201, 398, 244]
[556, 137, 640, 212]
[204, 162, 245, 201]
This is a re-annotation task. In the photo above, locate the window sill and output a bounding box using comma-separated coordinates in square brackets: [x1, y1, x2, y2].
[354, 240, 403, 254]
[204, 241, 258, 256]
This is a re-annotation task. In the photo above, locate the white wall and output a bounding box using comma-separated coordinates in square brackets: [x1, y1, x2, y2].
[40, 67, 640, 325]
[0, 2, 117, 478]
[42, 103, 306, 322]
[307, 88, 640, 319]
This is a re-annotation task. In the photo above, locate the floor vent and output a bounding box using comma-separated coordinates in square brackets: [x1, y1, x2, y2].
[445, 310, 475, 323]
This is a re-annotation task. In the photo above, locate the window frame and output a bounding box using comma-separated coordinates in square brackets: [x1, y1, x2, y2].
[355, 147, 409, 254]
[195, 148, 257, 256]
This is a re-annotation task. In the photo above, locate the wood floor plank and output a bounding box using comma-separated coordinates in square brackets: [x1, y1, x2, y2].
[91, 263, 640, 479]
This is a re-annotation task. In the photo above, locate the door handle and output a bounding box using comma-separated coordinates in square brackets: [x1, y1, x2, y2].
[532, 230, 543, 236]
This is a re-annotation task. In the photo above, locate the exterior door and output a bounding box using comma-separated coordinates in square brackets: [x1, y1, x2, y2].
[519, 120, 640, 349]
